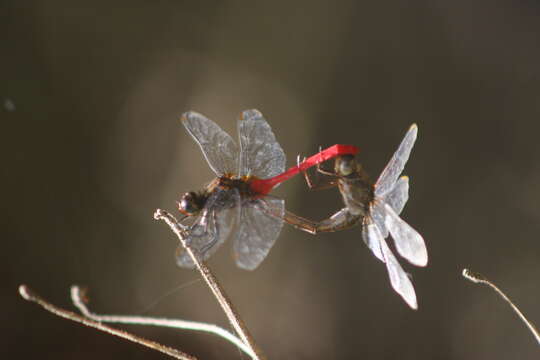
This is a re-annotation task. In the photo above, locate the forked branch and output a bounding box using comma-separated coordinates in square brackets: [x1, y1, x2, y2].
[154, 209, 265, 360]
[69, 285, 255, 357]
[18, 209, 263, 359]
[18, 285, 196, 360]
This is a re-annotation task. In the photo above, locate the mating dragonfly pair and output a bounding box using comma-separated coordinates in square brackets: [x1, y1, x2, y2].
[175, 110, 427, 309]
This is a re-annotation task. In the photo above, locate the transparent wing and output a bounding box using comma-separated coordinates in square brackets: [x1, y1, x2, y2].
[317, 208, 358, 231]
[379, 230, 418, 309]
[383, 176, 409, 215]
[370, 200, 389, 239]
[375, 124, 418, 197]
[233, 197, 284, 270]
[237, 109, 286, 178]
[182, 111, 239, 176]
[362, 220, 385, 263]
[176, 189, 240, 268]
[384, 203, 428, 267]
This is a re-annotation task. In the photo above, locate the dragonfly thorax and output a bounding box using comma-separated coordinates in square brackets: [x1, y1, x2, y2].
[336, 156, 374, 217]
[217, 175, 259, 197]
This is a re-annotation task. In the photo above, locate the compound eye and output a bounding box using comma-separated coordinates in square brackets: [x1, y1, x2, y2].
[338, 156, 355, 176]
[178, 192, 200, 215]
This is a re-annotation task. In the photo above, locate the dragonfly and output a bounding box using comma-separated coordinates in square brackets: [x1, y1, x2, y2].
[177, 109, 359, 270]
[286, 124, 427, 309]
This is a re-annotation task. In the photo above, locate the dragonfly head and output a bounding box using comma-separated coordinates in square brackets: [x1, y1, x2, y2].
[335, 154, 357, 176]
[178, 191, 204, 216]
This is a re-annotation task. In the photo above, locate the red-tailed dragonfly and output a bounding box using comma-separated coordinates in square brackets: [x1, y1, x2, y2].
[287, 124, 427, 309]
[177, 109, 358, 270]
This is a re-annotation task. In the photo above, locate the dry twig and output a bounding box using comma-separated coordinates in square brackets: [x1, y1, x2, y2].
[69, 285, 255, 358]
[18, 285, 196, 360]
[154, 208, 265, 360]
[463, 268, 540, 345]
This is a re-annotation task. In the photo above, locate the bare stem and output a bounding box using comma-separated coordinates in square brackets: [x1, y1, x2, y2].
[18, 285, 196, 360]
[69, 285, 255, 358]
[154, 209, 266, 360]
[462, 268, 540, 345]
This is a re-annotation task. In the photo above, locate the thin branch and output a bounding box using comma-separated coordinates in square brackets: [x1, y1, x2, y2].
[70, 285, 255, 358]
[154, 209, 266, 360]
[18, 285, 196, 360]
[462, 268, 540, 345]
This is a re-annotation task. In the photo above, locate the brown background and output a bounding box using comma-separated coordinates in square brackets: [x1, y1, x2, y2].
[4, 1, 540, 359]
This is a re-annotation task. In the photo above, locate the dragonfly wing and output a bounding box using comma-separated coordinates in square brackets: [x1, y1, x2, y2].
[233, 197, 285, 270]
[383, 176, 409, 215]
[384, 203, 428, 267]
[237, 109, 286, 178]
[176, 211, 219, 268]
[362, 220, 385, 263]
[370, 200, 389, 239]
[176, 189, 240, 268]
[375, 124, 417, 197]
[182, 111, 239, 176]
[379, 231, 418, 309]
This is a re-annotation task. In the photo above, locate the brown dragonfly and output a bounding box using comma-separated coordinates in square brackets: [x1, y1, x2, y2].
[286, 124, 427, 309]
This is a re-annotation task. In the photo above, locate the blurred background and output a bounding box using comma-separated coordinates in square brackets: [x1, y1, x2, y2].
[4, 1, 540, 359]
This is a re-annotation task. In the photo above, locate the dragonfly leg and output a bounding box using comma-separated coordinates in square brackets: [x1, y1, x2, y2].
[302, 168, 338, 191]
[199, 211, 219, 256]
[284, 208, 359, 234]
[316, 161, 336, 177]
[304, 147, 338, 176]
[296, 153, 337, 190]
